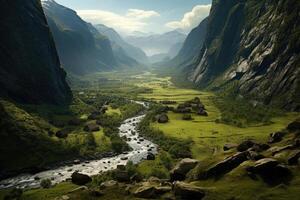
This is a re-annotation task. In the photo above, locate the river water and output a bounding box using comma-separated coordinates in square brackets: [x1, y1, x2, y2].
[0, 102, 157, 189]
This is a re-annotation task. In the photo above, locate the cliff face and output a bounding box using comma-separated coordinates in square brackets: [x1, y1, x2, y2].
[42, 0, 117, 75]
[170, 18, 208, 69]
[0, 0, 72, 105]
[188, 0, 300, 110]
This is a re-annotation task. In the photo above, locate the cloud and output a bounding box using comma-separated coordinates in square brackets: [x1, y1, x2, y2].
[166, 4, 211, 31]
[126, 9, 160, 19]
[76, 9, 159, 34]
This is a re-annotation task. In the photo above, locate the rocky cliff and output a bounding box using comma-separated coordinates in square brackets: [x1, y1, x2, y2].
[0, 0, 72, 105]
[187, 0, 300, 110]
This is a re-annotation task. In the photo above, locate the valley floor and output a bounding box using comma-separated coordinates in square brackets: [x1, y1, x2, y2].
[1, 71, 299, 200]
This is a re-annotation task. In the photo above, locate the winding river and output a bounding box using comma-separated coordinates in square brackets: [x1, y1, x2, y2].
[0, 101, 158, 189]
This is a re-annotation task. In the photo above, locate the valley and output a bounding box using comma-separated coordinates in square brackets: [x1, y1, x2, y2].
[1, 0, 299, 199]
[1, 71, 299, 199]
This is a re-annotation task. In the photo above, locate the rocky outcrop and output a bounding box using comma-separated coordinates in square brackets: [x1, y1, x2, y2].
[186, 0, 300, 111]
[0, 0, 72, 105]
[174, 182, 206, 200]
[170, 158, 199, 181]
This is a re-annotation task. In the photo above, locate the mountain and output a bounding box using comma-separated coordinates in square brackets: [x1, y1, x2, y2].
[149, 42, 183, 64]
[0, 0, 72, 105]
[125, 30, 186, 56]
[169, 18, 208, 68]
[42, 0, 117, 75]
[183, 0, 300, 111]
[94, 24, 149, 64]
[87, 24, 140, 68]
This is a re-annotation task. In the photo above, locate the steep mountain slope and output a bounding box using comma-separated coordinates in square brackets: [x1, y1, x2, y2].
[42, 0, 117, 75]
[187, 0, 300, 110]
[170, 18, 208, 68]
[0, 0, 72, 105]
[95, 24, 149, 64]
[125, 30, 186, 56]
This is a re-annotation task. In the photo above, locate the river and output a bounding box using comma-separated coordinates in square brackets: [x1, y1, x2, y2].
[0, 101, 157, 189]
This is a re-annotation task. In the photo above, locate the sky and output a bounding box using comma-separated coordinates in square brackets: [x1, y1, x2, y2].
[55, 0, 212, 35]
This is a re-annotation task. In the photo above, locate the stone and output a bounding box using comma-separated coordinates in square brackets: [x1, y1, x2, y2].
[287, 119, 300, 131]
[267, 145, 294, 155]
[197, 108, 208, 116]
[202, 151, 249, 178]
[287, 150, 300, 165]
[237, 140, 256, 152]
[223, 143, 238, 151]
[71, 172, 92, 185]
[134, 185, 157, 198]
[170, 158, 199, 181]
[250, 158, 279, 173]
[158, 114, 169, 123]
[147, 153, 155, 160]
[247, 159, 292, 185]
[247, 151, 265, 161]
[174, 182, 206, 200]
[84, 123, 100, 132]
[268, 131, 286, 143]
[100, 180, 118, 189]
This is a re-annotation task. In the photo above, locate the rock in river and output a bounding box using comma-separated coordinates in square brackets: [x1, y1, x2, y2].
[71, 172, 92, 185]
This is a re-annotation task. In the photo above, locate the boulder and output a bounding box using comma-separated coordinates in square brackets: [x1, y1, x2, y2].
[197, 108, 208, 116]
[223, 143, 238, 151]
[287, 119, 300, 131]
[247, 151, 265, 161]
[249, 143, 270, 152]
[100, 180, 118, 189]
[84, 124, 100, 132]
[133, 185, 157, 198]
[147, 153, 155, 160]
[170, 158, 199, 181]
[268, 131, 286, 144]
[203, 151, 249, 178]
[267, 145, 294, 155]
[247, 159, 292, 185]
[174, 182, 205, 200]
[71, 172, 92, 185]
[237, 140, 256, 152]
[250, 158, 279, 173]
[287, 150, 300, 165]
[133, 184, 171, 199]
[157, 114, 169, 123]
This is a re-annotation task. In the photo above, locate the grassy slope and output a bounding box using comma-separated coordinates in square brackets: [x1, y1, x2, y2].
[137, 73, 299, 159]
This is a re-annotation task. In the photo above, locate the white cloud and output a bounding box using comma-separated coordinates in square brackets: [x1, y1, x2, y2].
[166, 4, 211, 31]
[76, 9, 159, 34]
[126, 9, 160, 19]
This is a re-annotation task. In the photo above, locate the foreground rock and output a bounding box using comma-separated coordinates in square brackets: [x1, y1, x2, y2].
[237, 140, 256, 152]
[201, 151, 249, 178]
[71, 172, 92, 185]
[268, 131, 285, 144]
[170, 158, 199, 181]
[287, 150, 300, 165]
[174, 182, 206, 200]
[223, 143, 238, 151]
[247, 158, 292, 185]
[287, 119, 300, 131]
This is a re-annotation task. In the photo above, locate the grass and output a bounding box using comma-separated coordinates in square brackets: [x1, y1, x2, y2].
[135, 73, 300, 159]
